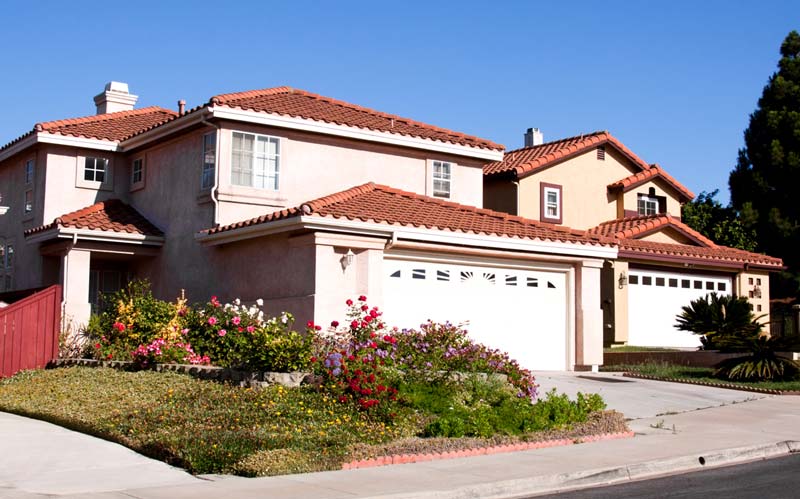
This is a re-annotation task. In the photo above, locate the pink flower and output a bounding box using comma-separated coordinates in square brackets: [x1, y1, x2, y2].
[232, 316, 241, 325]
[218, 329, 227, 337]
[113, 322, 126, 332]
[246, 325, 255, 333]
[181, 328, 189, 335]
[208, 317, 217, 326]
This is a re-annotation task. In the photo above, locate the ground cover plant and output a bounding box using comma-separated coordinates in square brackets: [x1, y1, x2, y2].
[603, 362, 800, 391]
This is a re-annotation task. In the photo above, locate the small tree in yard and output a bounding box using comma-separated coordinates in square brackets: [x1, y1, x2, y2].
[675, 293, 760, 351]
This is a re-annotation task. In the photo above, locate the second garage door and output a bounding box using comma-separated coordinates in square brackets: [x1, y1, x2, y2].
[627, 269, 733, 348]
[383, 257, 569, 371]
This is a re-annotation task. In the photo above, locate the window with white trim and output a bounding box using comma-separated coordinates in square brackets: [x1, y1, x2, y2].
[131, 158, 144, 187]
[24, 190, 33, 213]
[231, 131, 280, 190]
[432, 160, 451, 198]
[201, 132, 216, 190]
[637, 194, 658, 216]
[84, 157, 108, 183]
[543, 186, 561, 220]
[24, 159, 35, 184]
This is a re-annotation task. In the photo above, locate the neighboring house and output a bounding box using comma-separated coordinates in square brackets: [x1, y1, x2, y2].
[484, 130, 783, 348]
[0, 82, 619, 371]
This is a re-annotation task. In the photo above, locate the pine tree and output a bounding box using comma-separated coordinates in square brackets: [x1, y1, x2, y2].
[729, 31, 800, 297]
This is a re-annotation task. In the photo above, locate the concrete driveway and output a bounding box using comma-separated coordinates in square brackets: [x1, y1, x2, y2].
[535, 371, 768, 420]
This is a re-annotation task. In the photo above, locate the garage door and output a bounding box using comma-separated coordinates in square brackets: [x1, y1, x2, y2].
[627, 269, 733, 348]
[383, 258, 569, 371]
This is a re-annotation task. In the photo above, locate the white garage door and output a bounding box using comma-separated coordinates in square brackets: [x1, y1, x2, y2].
[383, 258, 569, 371]
[628, 269, 733, 348]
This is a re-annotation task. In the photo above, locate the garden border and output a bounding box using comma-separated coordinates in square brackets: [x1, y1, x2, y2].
[50, 358, 316, 388]
[622, 372, 800, 395]
[341, 431, 635, 469]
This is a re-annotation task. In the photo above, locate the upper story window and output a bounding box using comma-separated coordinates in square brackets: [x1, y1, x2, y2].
[131, 158, 144, 188]
[24, 190, 33, 214]
[24, 159, 35, 184]
[540, 183, 562, 224]
[231, 131, 280, 190]
[637, 194, 659, 216]
[201, 132, 216, 190]
[84, 157, 108, 183]
[432, 160, 452, 198]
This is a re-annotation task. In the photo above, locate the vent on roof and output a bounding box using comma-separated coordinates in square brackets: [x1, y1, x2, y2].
[524, 128, 544, 147]
[597, 146, 606, 161]
[93, 82, 138, 114]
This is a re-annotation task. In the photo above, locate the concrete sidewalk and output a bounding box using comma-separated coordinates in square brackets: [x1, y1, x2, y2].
[3, 394, 798, 499]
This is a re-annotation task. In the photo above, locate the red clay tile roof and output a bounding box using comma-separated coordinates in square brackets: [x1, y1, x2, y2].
[483, 131, 651, 178]
[607, 164, 694, 201]
[588, 215, 782, 269]
[1, 107, 177, 152]
[209, 87, 503, 151]
[202, 183, 610, 247]
[618, 239, 783, 269]
[588, 214, 715, 247]
[24, 199, 163, 238]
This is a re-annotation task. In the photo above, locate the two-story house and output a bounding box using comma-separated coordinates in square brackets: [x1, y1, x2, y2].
[484, 130, 783, 348]
[0, 83, 620, 371]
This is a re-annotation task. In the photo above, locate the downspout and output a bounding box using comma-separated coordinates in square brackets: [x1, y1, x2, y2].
[512, 180, 520, 216]
[200, 111, 221, 227]
[384, 231, 398, 250]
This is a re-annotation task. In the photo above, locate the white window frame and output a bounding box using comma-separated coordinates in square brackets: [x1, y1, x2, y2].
[84, 157, 108, 183]
[131, 158, 145, 190]
[230, 131, 280, 190]
[24, 189, 33, 214]
[638, 195, 658, 216]
[24, 159, 35, 184]
[432, 160, 452, 198]
[201, 132, 216, 190]
[543, 186, 561, 220]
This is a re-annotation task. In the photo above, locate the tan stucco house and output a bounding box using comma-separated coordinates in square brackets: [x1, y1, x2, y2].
[0, 83, 622, 371]
[483, 130, 783, 348]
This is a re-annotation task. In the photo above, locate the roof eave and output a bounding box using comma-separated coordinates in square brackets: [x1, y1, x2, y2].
[25, 226, 164, 246]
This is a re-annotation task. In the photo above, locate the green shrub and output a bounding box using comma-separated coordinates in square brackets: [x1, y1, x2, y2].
[675, 293, 761, 350]
[713, 335, 800, 381]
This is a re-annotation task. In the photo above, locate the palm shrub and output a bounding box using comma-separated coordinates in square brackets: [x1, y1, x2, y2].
[675, 293, 760, 350]
[713, 335, 800, 382]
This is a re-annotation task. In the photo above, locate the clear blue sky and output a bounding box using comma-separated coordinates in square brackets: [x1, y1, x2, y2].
[2, 0, 797, 204]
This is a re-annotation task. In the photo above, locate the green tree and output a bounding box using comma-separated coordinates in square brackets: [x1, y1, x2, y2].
[681, 190, 757, 251]
[729, 30, 800, 297]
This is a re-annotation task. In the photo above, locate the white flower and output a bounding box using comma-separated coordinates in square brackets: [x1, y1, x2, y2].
[256, 298, 264, 307]
[234, 298, 241, 306]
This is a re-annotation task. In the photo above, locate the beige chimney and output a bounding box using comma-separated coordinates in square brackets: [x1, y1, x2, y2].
[93, 82, 138, 114]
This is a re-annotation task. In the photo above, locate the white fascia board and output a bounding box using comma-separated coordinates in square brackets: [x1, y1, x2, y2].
[0, 206, 8, 216]
[121, 110, 211, 150]
[25, 227, 164, 246]
[210, 106, 505, 162]
[0, 135, 38, 162]
[196, 214, 618, 259]
[37, 133, 120, 152]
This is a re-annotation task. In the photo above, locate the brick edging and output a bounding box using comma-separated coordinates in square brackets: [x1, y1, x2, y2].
[341, 431, 635, 470]
[622, 372, 800, 395]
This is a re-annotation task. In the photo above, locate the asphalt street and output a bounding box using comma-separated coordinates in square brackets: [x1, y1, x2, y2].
[538, 453, 800, 499]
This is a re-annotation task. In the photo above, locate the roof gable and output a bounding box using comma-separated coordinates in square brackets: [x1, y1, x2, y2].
[588, 214, 714, 247]
[607, 164, 694, 202]
[24, 199, 163, 238]
[483, 131, 651, 178]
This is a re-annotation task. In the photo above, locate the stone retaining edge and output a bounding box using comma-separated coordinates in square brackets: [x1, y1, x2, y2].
[622, 372, 800, 395]
[341, 431, 635, 470]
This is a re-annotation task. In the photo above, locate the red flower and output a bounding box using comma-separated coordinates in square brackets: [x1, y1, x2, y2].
[350, 320, 359, 329]
[307, 321, 315, 329]
[361, 304, 369, 312]
[358, 295, 367, 302]
[113, 322, 126, 332]
[310, 356, 317, 363]
[369, 309, 379, 318]
[106, 353, 113, 360]
[331, 320, 339, 327]
[364, 315, 373, 323]
[94, 343, 101, 349]
[346, 299, 354, 306]
[370, 341, 378, 349]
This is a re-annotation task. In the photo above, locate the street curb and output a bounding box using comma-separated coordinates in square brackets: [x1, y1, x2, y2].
[365, 440, 800, 499]
[341, 431, 635, 470]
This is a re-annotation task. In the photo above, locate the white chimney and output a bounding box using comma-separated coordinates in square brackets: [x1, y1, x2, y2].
[93, 82, 138, 114]
[524, 127, 544, 147]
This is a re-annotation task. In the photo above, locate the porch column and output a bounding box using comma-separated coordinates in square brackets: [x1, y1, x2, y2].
[575, 259, 604, 371]
[61, 248, 92, 329]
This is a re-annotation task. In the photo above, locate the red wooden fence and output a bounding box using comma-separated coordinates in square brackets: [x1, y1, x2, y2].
[0, 285, 62, 378]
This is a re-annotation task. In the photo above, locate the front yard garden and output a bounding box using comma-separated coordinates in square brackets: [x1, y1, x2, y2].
[0, 281, 625, 476]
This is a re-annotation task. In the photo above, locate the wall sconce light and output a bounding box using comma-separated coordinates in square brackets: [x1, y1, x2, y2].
[753, 285, 762, 299]
[618, 272, 628, 289]
[340, 249, 355, 271]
